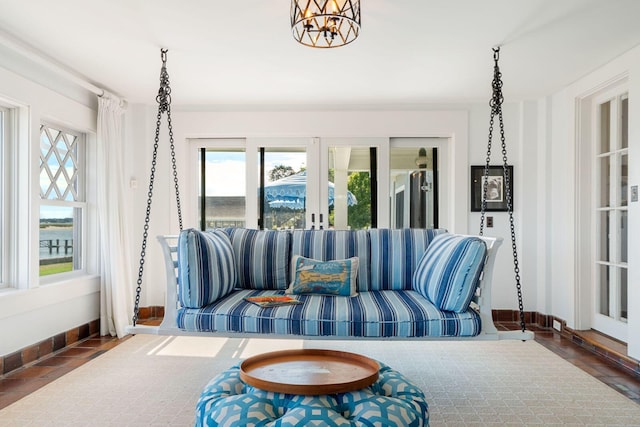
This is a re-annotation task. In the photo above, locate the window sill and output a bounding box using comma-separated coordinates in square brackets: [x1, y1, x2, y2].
[39, 270, 98, 286]
[0, 274, 100, 321]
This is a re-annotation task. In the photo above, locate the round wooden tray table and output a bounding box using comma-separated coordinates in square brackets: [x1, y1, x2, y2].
[240, 349, 380, 395]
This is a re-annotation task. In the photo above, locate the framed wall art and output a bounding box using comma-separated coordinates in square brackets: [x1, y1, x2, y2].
[470, 165, 514, 212]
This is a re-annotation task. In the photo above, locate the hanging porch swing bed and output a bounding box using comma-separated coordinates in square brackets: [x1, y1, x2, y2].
[125, 48, 534, 341]
[127, 227, 532, 340]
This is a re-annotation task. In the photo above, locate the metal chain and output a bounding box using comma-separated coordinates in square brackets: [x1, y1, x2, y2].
[480, 47, 526, 333]
[132, 49, 183, 326]
[479, 113, 494, 236]
[167, 106, 184, 232]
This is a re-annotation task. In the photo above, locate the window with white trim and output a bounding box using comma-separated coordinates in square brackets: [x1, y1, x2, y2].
[39, 124, 85, 276]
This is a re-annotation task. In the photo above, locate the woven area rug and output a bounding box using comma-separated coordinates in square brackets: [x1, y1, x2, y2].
[1, 335, 639, 426]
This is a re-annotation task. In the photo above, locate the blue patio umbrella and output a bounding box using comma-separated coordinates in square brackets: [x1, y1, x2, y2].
[264, 171, 357, 209]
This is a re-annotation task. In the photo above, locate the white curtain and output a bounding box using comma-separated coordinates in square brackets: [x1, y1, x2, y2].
[97, 94, 134, 337]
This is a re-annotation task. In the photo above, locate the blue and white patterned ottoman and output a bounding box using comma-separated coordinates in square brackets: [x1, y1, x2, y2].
[195, 362, 429, 426]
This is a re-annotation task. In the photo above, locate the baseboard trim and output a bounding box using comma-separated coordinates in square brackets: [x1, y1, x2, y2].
[1, 319, 100, 376]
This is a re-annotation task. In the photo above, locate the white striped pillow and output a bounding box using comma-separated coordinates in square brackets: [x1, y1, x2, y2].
[177, 229, 236, 308]
[412, 234, 487, 313]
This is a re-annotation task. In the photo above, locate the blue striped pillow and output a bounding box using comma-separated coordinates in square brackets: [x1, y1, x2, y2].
[412, 234, 487, 313]
[225, 228, 291, 290]
[369, 228, 446, 290]
[177, 229, 236, 308]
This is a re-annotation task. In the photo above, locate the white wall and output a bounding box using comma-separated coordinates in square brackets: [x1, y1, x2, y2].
[0, 63, 100, 357]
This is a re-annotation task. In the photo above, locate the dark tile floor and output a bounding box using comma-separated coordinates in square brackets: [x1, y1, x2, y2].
[0, 322, 639, 410]
[0, 335, 125, 409]
[497, 322, 640, 405]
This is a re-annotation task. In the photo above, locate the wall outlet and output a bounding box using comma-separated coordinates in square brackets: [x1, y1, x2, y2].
[487, 216, 493, 228]
[631, 185, 638, 202]
[552, 319, 562, 332]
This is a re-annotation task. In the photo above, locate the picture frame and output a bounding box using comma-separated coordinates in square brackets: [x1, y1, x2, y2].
[470, 165, 514, 212]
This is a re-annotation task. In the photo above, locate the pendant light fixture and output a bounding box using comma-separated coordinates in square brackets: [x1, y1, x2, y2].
[290, 0, 361, 48]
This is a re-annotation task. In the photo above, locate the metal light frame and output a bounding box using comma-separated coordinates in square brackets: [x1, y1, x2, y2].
[291, 0, 361, 48]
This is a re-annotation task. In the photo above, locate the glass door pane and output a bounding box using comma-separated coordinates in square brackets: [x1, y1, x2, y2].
[327, 146, 374, 230]
[620, 154, 628, 206]
[620, 268, 628, 320]
[620, 210, 628, 263]
[599, 101, 610, 153]
[389, 146, 438, 229]
[261, 148, 307, 230]
[199, 148, 246, 229]
[599, 265, 609, 316]
[599, 157, 610, 207]
[599, 211, 610, 262]
[621, 96, 628, 149]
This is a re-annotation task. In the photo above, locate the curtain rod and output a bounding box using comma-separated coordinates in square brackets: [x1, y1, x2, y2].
[0, 28, 117, 100]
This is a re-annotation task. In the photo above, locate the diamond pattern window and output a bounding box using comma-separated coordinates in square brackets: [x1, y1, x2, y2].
[39, 124, 85, 276]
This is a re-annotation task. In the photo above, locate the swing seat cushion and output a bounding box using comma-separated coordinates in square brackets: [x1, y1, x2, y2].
[412, 233, 487, 313]
[195, 362, 429, 427]
[176, 289, 481, 337]
[177, 229, 237, 309]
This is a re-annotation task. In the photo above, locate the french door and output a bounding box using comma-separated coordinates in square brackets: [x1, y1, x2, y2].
[194, 137, 382, 231]
[593, 89, 628, 341]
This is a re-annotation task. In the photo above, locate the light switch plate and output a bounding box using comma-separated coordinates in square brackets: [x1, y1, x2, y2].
[632, 185, 638, 203]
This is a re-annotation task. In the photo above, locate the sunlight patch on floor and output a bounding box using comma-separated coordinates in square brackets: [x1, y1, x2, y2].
[147, 336, 230, 358]
[144, 336, 305, 359]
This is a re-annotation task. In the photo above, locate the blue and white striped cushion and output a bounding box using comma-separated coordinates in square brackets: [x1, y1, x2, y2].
[369, 228, 447, 290]
[412, 233, 487, 313]
[177, 229, 236, 309]
[177, 289, 481, 337]
[291, 230, 371, 291]
[223, 228, 291, 290]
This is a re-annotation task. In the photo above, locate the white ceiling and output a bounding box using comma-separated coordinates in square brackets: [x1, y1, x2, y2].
[1, 0, 640, 108]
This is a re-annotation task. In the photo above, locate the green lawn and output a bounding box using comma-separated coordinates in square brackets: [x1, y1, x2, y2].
[40, 262, 72, 276]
